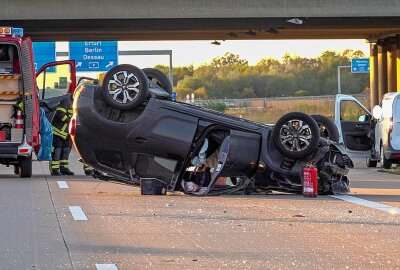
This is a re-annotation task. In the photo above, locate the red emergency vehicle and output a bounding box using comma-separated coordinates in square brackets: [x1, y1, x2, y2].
[0, 26, 76, 177]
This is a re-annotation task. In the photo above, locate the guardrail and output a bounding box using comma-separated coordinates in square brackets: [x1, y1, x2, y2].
[193, 93, 370, 109]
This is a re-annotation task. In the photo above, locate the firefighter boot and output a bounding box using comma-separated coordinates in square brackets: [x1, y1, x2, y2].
[51, 169, 62, 176]
[60, 159, 75, 175]
[60, 168, 75, 175]
[60, 147, 74, 175]
[60, 161, 75, 175]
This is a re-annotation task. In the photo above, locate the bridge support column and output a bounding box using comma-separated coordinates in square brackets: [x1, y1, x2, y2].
[397, 36, 400, 92]
[378, 42, 388, 104]
[387, 39, 397, 92]
[370, 43, 379, 110]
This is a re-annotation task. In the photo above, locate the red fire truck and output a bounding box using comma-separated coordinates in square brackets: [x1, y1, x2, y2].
[0, 26, 76, 177]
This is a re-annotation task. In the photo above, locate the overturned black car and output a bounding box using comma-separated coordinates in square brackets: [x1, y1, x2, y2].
[71, 64, 353, 196]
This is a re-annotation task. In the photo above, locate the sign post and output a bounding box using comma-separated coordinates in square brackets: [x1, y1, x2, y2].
[32, 42, 56, 72]
[337, 65, 350, 94]
[69, 41, 118, 72]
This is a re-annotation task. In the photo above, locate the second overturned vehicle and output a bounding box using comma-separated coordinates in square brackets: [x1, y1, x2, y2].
[70, 64, 353, 196]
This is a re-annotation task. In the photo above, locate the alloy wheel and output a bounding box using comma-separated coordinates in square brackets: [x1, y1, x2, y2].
[279, 119, 313, 152]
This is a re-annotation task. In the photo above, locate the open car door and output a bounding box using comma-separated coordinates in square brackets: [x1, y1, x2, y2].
[36, 60, 76, 120]
[334, 94, 373, 158]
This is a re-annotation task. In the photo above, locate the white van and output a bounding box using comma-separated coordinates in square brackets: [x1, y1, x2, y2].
[334, 93, 400, 168]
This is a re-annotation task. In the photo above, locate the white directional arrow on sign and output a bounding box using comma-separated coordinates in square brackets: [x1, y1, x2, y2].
[76, 62, 82, 68]
[105, 61, 114, 68]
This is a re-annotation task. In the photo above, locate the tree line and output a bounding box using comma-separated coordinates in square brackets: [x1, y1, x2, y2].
[154, 50, 369, 100]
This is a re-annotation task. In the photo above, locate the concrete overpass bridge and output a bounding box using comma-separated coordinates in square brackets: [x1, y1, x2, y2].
[2, 0, 400, 107]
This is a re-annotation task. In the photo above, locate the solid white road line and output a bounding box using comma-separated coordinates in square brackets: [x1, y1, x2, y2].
[57, 181, 69, 189]
[96, 264, 118, 270]
[330, 195, 400, 215]
[69, 206, 88, 221]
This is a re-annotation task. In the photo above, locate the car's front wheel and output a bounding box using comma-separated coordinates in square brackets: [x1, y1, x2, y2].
[273, 112, 320, 160]
[102, 64, 149, 110]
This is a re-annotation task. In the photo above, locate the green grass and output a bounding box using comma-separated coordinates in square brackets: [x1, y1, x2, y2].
[377, 168, 400, 175]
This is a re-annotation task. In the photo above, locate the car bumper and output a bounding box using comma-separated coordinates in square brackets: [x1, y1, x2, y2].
[383, 142, 400, 160]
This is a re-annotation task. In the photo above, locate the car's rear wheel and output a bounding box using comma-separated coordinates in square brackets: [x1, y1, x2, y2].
[380, 145, 392, 169]
[142, 68, 173, 94]
[102, 64, 149, 110]
[273, 112, 320, 160]
[18, 156, 32, 178]
[311, 114, 339, 143]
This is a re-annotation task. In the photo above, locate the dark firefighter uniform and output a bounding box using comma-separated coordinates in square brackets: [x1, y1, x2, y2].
[50, 95, 75, 176]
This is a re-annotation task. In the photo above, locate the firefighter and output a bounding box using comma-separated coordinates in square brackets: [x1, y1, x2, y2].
[49, 94, 75, 176]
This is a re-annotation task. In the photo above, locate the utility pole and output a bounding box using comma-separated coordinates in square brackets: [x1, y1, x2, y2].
[337, 65, 350, 94]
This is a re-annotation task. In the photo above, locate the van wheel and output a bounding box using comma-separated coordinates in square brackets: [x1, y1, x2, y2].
[102, 64, 149, 110]
[310, 114, 339, 143]
[273, 112, 320, 160]
[380, 146, 392, 169]
[14, 165, 19, 175]
[366, 158, 377, 168]
[19, 156, 32, 178]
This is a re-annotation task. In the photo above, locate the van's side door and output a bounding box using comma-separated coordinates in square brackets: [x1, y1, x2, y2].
[36, 61, 76, 120]
[334, 94, 373, 158]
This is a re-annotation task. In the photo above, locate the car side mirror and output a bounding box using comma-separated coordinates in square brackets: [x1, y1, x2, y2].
[372, 105, 382, 120]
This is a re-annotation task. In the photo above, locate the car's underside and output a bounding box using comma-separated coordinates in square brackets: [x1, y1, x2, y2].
[72, 65, 354, 196]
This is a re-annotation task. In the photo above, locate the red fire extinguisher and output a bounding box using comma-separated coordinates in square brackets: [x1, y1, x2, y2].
[302, 161, 318, 197]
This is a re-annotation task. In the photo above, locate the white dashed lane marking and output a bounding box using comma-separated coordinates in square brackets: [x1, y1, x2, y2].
[330, 195, 400, 215]
[69, 206, 88, 221]
[57, 181, 69, 189]
[96, 264, 118, 270]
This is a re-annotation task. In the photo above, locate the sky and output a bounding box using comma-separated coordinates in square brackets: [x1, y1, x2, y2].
[57, 39, 370, 75]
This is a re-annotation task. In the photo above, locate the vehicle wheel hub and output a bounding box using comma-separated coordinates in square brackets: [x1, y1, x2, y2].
[279, 119, 312, 152]
[107, 70, 141, 104]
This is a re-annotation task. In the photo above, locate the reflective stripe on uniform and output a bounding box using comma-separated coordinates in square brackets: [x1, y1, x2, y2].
[50, 160, 60, 169]
[60, 160, 69, 168]
[52, 126, 68, 140]
[56, 107, 67, 113]
[61, 115, 67, 122]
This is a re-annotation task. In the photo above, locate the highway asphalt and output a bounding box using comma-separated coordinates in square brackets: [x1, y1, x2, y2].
[0, 151, 399, 270]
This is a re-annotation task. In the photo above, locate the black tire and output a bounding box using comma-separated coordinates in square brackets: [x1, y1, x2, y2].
[102, 64, 149, 110]
[311, 114, 339, 143]
[366, 158, 377, 168]
[14, 164, 19, 175]
[273, 112, 320, 160]
[380, 145, 392, 169]
[142, 68, 173, 94]
[19, 156, 32, 178]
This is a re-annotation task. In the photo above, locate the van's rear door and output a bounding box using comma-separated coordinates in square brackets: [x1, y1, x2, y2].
[21, 37, 39, 148]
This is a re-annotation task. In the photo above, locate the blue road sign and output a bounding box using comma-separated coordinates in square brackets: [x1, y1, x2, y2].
[351, 58, 370, 73]
[32, 42, 56, 72]
[69, 41, 118, 72]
